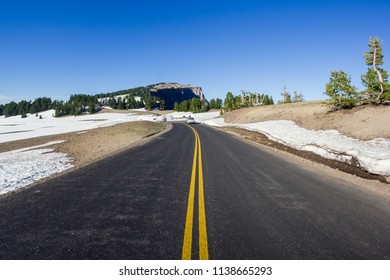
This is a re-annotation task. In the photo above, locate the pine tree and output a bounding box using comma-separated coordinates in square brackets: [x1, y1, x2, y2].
[120, 99, 125, 110]
[159, 99, 165, 110]
[325, 70, 357, 109]
[292, 91, 305, 102]
[280, 86, 292, 103]
[362, 36, 389, 101]
[224, 92, 235, 112]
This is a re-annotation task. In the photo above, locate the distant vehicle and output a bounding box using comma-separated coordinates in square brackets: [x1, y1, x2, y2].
[187, 117, 196, 124]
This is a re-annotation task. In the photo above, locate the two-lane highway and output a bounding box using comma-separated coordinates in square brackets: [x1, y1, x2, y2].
[0, 123, 389, 259]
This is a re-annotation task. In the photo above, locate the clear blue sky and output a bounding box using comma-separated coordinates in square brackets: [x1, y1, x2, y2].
[1, 0, 389, 104]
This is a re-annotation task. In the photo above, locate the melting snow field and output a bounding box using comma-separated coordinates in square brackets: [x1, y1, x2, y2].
[0, 141, 73, 195]
[0, 109, 221, 144]
[204, 118, 390, 177]
[0, 109, 159, 144]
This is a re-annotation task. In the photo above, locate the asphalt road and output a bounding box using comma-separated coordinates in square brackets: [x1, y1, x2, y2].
[0, 123, 389, 259]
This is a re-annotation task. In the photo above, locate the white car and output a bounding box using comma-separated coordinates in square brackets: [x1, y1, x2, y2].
[187, 117, 196, 124]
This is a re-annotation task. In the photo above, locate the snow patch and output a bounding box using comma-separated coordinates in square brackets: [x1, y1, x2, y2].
[165, 111, 220, 122]
[0, 141, 73, 195]
[0, 109, 159, 144]
[205, 118, 390, 177]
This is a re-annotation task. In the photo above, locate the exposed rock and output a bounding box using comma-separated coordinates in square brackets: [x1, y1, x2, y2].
[149, 83, 205, 109]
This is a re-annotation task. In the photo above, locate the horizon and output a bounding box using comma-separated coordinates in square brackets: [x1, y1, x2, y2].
[1, 0, 389, 104]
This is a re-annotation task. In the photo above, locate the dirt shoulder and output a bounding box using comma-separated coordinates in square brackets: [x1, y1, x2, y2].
[223, 101, 390, 140]
[0, 121, 168, 168]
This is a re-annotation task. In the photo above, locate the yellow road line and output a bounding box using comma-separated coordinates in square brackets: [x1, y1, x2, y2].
[181, 124, 209, 260]
[196, 130, 209, 260]
[182, 128, 198, 260]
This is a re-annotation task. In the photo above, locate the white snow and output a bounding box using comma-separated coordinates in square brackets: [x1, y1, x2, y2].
[0, 109, 159, 144]
[204, 118, 390, 177]
[0, 141, 73, 195]
[164, 111, 220, 122]
[98, 95, 142, 104]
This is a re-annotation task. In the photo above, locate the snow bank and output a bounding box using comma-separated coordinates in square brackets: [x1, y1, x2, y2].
[205, 118, 390, 177]
[0, 141, 73, 195]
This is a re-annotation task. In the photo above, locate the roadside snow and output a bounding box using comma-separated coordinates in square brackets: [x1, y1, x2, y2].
[204, 118, 390, 177]
[0, 141, 73, 195]
[0, 109, 158, 144]
[165, 111, 220, 122]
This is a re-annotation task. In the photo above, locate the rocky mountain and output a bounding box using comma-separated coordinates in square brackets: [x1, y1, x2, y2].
[149, 83, 205, 109]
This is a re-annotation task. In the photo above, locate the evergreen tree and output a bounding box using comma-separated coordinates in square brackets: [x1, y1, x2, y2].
[189, 98, 201, 112]
[200, 99, 208, 112]
[179, 100, 189, 111]
[292, 91, 305, 102]
[88, 101, 96, 113]
[325, 70, 358, 108]
[224, 92, 235, 112]
[263, 95, 270, 105]
[209, 98, 222, 109]
[159, 99, 165, 110]
[234, 95, 242, 109]
[173, 101, 179, 111]
[118, 97, 125, 110]
[280, 86, 292, 103]
[362, 36, 388, 100]
[215, 98, 223, 109]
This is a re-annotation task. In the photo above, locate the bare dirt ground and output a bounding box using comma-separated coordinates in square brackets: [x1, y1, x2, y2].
[0, 121, 168, 168]
[223, 101, 390, 140]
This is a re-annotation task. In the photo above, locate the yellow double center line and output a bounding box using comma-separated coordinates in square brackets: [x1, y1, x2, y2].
[182, 124, 209, 260]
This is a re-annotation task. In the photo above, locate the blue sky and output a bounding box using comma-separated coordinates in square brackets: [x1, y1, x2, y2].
[1, 0, 389, 104]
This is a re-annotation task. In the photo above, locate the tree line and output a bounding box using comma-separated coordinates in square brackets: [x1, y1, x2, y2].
[174, 98, 209, 112]
[0, 97, 52, 118]
[324, 36, 390, 110]
[223, 91, 274, 113]
[54, 92, 165, 117]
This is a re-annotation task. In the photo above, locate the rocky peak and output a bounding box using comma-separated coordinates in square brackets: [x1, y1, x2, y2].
[149, 83, 206, 109]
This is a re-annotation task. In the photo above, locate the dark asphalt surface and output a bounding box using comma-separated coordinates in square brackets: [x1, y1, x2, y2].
[0, 123, 390, 259]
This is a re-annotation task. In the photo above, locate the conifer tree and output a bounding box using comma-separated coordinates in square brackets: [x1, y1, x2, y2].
[362, 36, 389, 100]
[325, 70, 357, 108]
